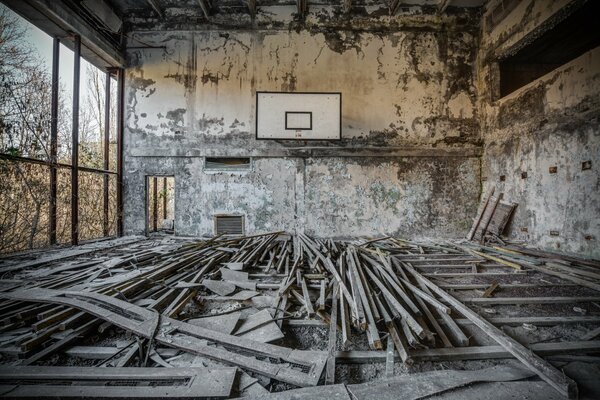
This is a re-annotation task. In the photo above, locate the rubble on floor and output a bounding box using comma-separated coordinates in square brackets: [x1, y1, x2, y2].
[0, 233, 599, 399]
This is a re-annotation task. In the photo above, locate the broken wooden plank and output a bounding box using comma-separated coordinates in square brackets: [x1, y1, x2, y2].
[0, 366, 236, 398]
[234, 309, 284, 343]
[403, 263, 578, 399]
[325, 284, 338, 384]
[336, 340, 600, 363]
[0, 288, 327, 387]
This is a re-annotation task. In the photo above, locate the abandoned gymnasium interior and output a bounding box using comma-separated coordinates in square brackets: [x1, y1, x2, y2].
[0, 0, 599, 398]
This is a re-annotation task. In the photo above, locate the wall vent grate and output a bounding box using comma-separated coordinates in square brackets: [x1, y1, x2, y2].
[214, 215, 244, 235]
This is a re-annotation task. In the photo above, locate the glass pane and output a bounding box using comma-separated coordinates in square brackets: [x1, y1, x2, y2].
[0, 159, 49, 253]
[0, 6, 53, 160]
[108, 174, 117, 236]
[56, 168, 71, 244]
[79, 60, 105, 169]
[78, 171, 104, 241]
[109, 75, 118, 172]
[58, 43, 74, 164]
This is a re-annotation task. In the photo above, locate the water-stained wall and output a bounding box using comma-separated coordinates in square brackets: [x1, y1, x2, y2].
[123, 6, 482, 238]
[477, 0, 600, 257]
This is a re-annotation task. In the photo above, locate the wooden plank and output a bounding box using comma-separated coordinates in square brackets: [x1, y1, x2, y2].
[462, 296, 600, 305]
[475, 193, 503, 242]
[19, 319, 100, 365]
[438, 283, 576, 290]
[283, 315, 600, 328]
[0, 366, 236, 398]
[348, 251, 381, 348]
[403, 263, 578, 399]
[0, 288, 327, 388]
[385, 335, 394, 378]
[409, 268, 469, 347]
[422, 272, 525, 278]
[301, 277, 315, 317]
[318, 279, 326, 311]
[482, 281, 499, 298]
[453, 315, 600, 327]
[336, 341, 600, 363]
[581, 326, 600, 341]
[373, 294, 411, 364]
[467, 186, 494, 240]
[325, 284, 338, 384]
[362, 267, 426, 339]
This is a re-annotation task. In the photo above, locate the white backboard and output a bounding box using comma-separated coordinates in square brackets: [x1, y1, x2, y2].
[256, 92, 342, 140]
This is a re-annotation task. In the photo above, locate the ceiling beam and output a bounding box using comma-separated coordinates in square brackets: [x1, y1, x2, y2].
[145, 0, 164, 18]
[196, 0, 211, 19]
[2, 0, 124, 67]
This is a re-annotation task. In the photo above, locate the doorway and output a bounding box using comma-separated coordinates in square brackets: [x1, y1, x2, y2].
[147, 176, 175, 235]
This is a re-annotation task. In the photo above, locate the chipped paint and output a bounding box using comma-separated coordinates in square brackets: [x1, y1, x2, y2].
[477, 0, 600, 258]
[122, 7, 483, 239]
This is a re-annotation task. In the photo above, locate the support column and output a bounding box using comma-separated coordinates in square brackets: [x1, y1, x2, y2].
[163, 177, 167, 220]
[71, 35, 81, 246]
[116, 68, 125, 236]
[152, 176, 158, 232]
[49, 37, 60, 245]
[103, 72, 111, 237]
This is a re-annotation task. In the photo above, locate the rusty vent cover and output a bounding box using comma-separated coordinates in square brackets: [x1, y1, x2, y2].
[214, 215, 244, 235]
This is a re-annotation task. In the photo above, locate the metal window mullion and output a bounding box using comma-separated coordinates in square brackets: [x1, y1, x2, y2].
[103, 72, 111, 237]
[71, 35, 81, 246]
[49, 37, 60, 245]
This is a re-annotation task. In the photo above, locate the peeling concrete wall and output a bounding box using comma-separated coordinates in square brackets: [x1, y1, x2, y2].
[304, 157, 480, 237]
[477, 0, 600, 257]
[123, 7, 482, 238]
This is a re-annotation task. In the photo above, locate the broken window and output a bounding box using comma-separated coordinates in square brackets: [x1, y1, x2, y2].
[499, 1, 600, 98]
[147, 176, 175, 234]
[205, 157, 251, 171]
[214, 215, 244, 235]
[0, 5, 121, 253]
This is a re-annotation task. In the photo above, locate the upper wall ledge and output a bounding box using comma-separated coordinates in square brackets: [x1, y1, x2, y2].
[124, 5, 481, 34]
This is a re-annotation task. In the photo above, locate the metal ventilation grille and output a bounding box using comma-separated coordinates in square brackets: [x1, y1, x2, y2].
[214, 215, 244, 235]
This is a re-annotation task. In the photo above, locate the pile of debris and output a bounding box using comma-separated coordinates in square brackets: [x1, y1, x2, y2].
[1, 232, 599, 398]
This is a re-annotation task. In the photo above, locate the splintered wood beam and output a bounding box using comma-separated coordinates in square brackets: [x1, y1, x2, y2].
[438, 0, 452, 14]
[146, 0, 164, 18]
[325, 284, 338, 384]
[403, 263, 578, 399]
[0, 366, 237, 398]
[1, 288, 328, 388]
[389, 0, 400, 16]
[197, 0, 211, 19]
